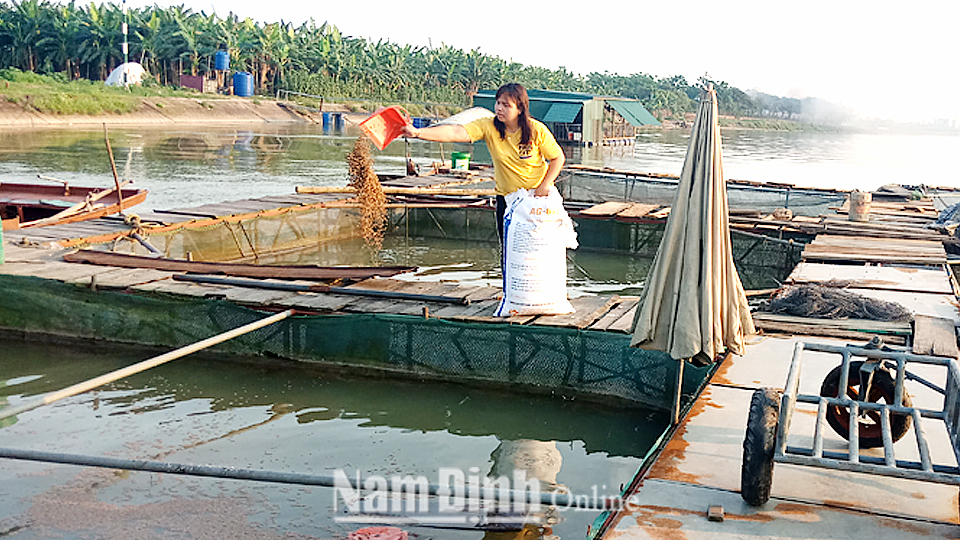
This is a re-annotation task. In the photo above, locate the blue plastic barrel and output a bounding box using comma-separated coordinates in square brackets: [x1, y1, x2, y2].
[322, 112, 331, 127]
[233, 72, 253, 97]
[215, 51, 229, 71]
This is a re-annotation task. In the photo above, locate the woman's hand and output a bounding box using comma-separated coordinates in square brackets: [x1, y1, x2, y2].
[533, 154, 565, 197]
[533, 181, 553, 197]
[400, 124, 420, 139]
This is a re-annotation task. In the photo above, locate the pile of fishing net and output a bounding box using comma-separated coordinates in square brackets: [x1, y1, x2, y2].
[766, 283, 913, 322]
[927, 201, 960, 236]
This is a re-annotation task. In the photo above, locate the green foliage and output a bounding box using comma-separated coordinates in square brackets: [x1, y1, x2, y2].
[0, 68, 49, 83]
[0, 68, 152, 114]
[31, 91, 136, 114]
[0, 1, 820, 122]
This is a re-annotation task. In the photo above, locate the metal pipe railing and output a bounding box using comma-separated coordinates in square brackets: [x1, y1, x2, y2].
[0, 447, 611, 510]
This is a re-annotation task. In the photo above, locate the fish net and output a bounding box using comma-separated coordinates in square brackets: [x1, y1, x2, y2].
[766, 283, 913, 322]
[0, 273, 709, 413]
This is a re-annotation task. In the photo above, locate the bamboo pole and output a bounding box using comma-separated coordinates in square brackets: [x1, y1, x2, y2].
[36, 174, 70, 193]
[0, 310, 294, 421]
[173, 274, 469, 305]
[103, 124, 124, 213]
[321, 202, 488, 209]
[296, 186, 495, 196]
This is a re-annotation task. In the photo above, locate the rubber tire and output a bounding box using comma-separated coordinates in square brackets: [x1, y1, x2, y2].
[819, 361, 912, 448]
[741, 388, 780, 506]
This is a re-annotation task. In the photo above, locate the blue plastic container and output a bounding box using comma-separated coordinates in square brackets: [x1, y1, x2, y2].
[215, 50, 229, 71]
[233, 72, 253, 97]
[322, 112, 332, 127]
[413, 117, 434, 129]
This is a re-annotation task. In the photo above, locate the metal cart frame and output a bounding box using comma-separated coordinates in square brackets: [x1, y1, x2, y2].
[741, 341, 960, 507]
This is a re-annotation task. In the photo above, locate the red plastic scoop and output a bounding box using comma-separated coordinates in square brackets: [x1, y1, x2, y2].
[359, 106, 411, 150]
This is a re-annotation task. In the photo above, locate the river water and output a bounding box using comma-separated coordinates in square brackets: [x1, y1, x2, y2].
[0, 336, 663, 539]
[2, 123, 958, 210]
[1, 123, 957, 538]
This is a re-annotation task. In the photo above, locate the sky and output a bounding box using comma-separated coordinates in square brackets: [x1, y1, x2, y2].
[127, 0, 960, 123]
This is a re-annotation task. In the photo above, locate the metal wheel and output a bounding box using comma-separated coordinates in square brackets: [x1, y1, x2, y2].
[819, 361, 912, 448]
[741, 388, 780, 506]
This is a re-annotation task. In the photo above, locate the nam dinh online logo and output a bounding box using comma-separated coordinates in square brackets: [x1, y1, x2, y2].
[332, 468, 625, 527]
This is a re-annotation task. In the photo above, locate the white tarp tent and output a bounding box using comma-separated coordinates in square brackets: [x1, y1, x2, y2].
[105, 62, 147, 87]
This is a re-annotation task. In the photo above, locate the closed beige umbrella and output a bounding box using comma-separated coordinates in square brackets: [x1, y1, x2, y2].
[631, 85, 754, 419]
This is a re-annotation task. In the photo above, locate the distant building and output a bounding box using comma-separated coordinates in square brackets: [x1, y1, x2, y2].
[472, 89, 660, 147]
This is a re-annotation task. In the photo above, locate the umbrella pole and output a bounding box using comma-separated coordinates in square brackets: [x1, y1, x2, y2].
[672, 359, 685, 425]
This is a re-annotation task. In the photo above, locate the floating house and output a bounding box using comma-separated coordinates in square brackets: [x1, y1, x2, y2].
[472, 89, 660, 147]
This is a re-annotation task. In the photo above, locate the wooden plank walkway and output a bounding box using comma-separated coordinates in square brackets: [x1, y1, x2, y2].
[787, 261, 955, 294]
[380, 167, 495, 189]
[575, 201, 670, 221]
[800, 234, 948, 265]
[1, 238, 642, 335]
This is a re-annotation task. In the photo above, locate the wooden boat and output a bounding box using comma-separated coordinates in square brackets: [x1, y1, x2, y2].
[63, 250, 416, 281]
[0, 180, 147, 231]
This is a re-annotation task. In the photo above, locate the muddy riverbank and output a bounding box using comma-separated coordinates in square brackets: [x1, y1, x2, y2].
[0, 96, 364, 128]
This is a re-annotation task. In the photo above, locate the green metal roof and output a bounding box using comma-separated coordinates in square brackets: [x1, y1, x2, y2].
[542, 102, 582, 123]
[608, 100, 660, 126]
[472, 88, 659, 129]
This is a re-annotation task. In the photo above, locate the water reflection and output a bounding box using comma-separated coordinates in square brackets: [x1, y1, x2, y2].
[487, 439, 564, 538]
[0, 337, 665, 458]
[0, 337, 655, 539]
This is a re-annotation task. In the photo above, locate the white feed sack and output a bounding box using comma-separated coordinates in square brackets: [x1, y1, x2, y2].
[496, 188, 578, 316]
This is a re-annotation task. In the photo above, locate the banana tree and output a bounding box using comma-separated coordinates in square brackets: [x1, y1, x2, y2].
[77, 1, 123, 79]
[36, 1, 79, 76]
[1, 0, 49, 72]
[129, 6, 161, 77]
[256, 21, 293, 92]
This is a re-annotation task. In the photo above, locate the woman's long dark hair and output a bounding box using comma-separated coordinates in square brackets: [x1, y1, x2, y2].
[494, 83, 533, 152]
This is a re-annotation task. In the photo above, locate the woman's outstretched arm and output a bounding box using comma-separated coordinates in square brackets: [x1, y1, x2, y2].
[401, 124, 471, 143]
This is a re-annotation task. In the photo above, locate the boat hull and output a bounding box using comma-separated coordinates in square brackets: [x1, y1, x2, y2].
[0, 182, 147, 230]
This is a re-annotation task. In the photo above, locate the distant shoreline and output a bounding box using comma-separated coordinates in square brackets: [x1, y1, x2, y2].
[3, 95, 948, 136]
[0, 96, 362, 129]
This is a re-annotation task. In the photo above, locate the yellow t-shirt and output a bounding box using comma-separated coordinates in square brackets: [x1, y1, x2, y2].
[463, 117, 563, 195]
